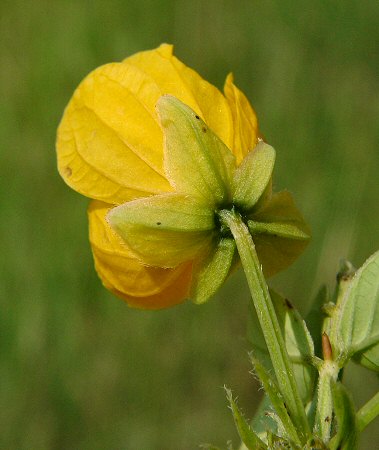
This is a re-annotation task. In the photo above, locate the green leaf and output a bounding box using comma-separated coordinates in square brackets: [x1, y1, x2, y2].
[251, 357, 301, 446]
[354, 345, 379, 371]
[248, 290, 316, 404]
[225, 387, 267, 450]
[157, 95, 236, 206]
[232, 142, 275, 212]
[329, 382, 357, 450]
[251, 395, 311, 448]
[108, 193, 214, 267]
[191, 238, 236, 304]
[329, 250, 379, 368]
[251, 395, 278, 437]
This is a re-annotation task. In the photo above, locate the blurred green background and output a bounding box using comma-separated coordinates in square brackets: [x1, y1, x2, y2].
[1, 0, 378, 448]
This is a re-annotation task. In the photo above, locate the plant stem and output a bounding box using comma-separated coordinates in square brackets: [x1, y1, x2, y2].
[314, 360, 339, 442]
[357, 391, 379, 432]
[219, 209, 310, 442]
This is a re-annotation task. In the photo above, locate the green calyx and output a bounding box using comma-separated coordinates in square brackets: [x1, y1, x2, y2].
[108, 95, 310, 304]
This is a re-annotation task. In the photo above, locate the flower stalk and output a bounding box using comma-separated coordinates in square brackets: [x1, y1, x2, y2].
[219, 208, 310, 443]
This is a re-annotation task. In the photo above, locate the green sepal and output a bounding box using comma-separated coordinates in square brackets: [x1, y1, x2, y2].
[191, 237, 236, 304]
[251, 356, 302, 446]
[248, 190, 311, 241]
[232, 141, 275, 212]
[248, 220, 309, 240]
[329, 382, 357, 450]
[248, 290, 316, 404]
[157, 95, 236, 206]
[247, 190, 311, 277]
[328, 250, 379, 369]
[225, 387, 267, 450]
[108, 193, 214, 268]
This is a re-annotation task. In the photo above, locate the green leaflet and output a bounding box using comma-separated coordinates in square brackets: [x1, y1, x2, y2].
[251, 357, 302, 447]
[157, 95, 236, 206]
[232, 141, 275, 212]
[248, 290, 316, 405]
[108, 193, 214, 267]
[251, 395, 278, 437]
[354, 345, 379, 371]
[191, 238, 236, 304]
[328, 250, 379, 369]
[225, 387, 267, 450]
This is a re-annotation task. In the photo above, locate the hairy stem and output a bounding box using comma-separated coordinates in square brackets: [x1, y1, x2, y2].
[314, 360, 339, 442]
[219, 209, 310, 443]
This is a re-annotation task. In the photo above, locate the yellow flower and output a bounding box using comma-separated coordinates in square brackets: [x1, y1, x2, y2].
[57, 44, 309, 309]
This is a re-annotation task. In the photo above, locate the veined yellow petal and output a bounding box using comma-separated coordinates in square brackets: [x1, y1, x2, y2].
[254, 235, 309, 278]
[224, 73, 259, 164]
[57, 63, 173, 205]
[57, 44, 235, 205]
[101, 270, 192, 310]
[125, 44, 234, 150]
[88, 200, 192, 306]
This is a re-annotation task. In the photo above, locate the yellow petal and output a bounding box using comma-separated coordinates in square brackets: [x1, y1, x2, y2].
[57, 63, 172, 204]
[224, 73, 259, 164]
[254, 234, 309, 278]
[57, 44, 234, 205]
[88, 200, 192, 309]
[101, 271, 192, 310]
[125, 44, 234, 150]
